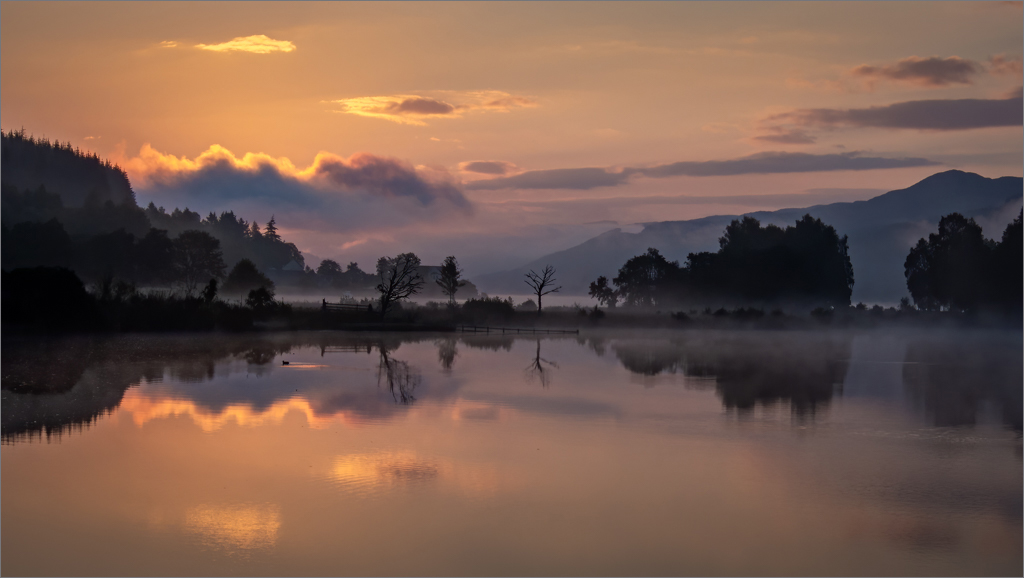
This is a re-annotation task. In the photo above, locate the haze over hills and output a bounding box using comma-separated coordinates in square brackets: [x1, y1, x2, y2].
[475, 170, 1024, 304]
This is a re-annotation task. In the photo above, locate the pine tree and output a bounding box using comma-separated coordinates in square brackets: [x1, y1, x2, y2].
[264, 216, 281, 242]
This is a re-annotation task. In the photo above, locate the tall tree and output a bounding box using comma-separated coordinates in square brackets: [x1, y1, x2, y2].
[375, 253, 425, 319]
[524, 265, 562, 314]
[264, 216, 280, 242]
[435, 255, 466, 307]
[173, 230, 226, 297]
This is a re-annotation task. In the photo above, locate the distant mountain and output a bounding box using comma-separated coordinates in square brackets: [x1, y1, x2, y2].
[475, 170, 1023, 303]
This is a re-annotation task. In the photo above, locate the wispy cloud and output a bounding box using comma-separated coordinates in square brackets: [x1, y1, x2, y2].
[466, 151, 939, 191]
[850, 56, 981, 88]
[751, 127, 816, 145]
[196, 34, 296, 54]
[459, 160, 518, 175]
[159, 40, 178, 48]
[330, 91, 536, 125]
[764, 93, 1023, 131]
[989, 54, 1023, 77]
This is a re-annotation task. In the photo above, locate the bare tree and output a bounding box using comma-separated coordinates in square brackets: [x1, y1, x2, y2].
[435, 255, 466, 307]
[375, 252, 425, 319]
[524, 265, 562, 314]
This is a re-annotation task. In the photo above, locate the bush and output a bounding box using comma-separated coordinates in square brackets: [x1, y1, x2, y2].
[462, 296, 515, 320]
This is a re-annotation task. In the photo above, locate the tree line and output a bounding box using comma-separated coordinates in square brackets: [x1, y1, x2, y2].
[590, 214, 854, 309]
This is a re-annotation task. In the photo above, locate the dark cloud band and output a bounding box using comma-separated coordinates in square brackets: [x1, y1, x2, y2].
[769, 94, 1023, 130]
[466, 151, 939, 191]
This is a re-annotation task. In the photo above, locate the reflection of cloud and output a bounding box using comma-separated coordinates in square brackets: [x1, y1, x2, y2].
[330, 91, 536, 125]
[327, 451, 502, 496]
[196, 34, 295, 54]
[184, 503, 281, 552]
[466, 152, 938, 191]
[119, 390, 349, 431]
[850, 56, 981, 87]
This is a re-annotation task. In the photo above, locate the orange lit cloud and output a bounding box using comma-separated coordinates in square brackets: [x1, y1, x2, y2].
[331, 91, 536, 125]
[158, 40, 178, 48]
[195, 34, 296, 54]
[121, 143, 468, 208]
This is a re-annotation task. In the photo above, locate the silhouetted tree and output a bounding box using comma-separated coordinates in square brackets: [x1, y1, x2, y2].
[223, 258, 275, 297]
[588, 275, 618, 308]
[612, 248, 680, 307]
[991, 209, 1022, 313]
[524, 265, 562, 314]
[201, 278, 218, 303]
[173, 230, 226, 297]
[264, 216, 281, 242]
[904, 213, 992, 312]
[317, 259, 343, 278]
[435, 255, 466, 307]
[375, 253, 424, 319]
[136, 228, 175, 284]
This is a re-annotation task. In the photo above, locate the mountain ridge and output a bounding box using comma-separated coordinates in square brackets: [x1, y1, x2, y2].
[475, 170, 1023, 303]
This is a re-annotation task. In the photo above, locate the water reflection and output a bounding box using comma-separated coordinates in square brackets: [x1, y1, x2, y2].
[2, 330, 1021, 444]
[614, 334, 849, 417]
[183, 503, 281, 553]
[524, 340, 559, 388]
[377, 345, 420, 404]
[902, 334, 1023, 431]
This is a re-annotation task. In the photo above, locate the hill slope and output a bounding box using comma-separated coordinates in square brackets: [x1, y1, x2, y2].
[476, 170, 1023, 303]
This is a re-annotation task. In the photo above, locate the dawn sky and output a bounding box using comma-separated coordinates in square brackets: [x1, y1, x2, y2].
[2, 1, 1021, 275]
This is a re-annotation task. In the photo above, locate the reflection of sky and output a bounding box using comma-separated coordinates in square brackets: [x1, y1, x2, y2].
[2, 331, 1021, 576]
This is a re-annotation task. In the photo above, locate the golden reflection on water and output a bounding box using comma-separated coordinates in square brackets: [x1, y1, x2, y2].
[183, 503, 281, 552]
[327, 451, 503, 497]
[119, 389, 347, 431]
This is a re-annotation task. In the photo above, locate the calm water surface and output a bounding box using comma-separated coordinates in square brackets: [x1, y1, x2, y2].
[2, 329, 1021, 576]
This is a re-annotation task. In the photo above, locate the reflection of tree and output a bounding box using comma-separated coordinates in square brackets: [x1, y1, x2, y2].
[613, 341, 685, 376]
[524, 340, 559, 388]
[436, 338, 457, 372]
[612, 335, 851, 418]
[377, 346, 421, 404]
[903, 336, 1022, 431]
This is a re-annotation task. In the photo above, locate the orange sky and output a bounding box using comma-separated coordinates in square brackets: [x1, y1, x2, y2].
[2, 2, 1021, 273]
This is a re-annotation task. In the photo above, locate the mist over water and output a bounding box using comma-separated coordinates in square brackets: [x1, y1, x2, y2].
[2, 329, 1020, 576]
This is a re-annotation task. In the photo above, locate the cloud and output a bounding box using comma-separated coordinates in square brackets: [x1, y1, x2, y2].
[466, 152, 939, 191]
[467, 167, 631, 191]
[459, 160, 518, 175]
[751, 127, 817, 144]
[331, 91, 536, 125]
[159, 40, 178, 48]
[850, 56, 981, 87]
[765, 94, 1023, 131]
[120, 144, 471, 236]
[989, 54, 1023, 77]
[195, 35, 296, 54]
